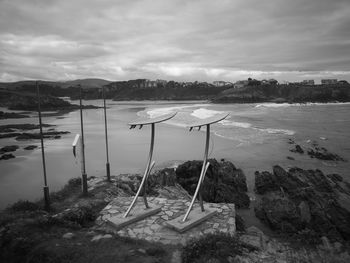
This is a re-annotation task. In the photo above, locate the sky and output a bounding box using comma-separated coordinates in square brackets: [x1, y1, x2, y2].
[1, 0, 350, 83]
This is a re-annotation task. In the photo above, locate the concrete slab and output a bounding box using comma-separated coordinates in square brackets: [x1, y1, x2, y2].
[166, 206, 217, 233]
[107, 205, 162, 230]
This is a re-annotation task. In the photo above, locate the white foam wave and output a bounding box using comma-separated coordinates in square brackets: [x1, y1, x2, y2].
[191, 108, 225, 119]
[255, 102, 350, 108]
[257, 128, 295, 135]
[145, 104, 210, 118]
[220, 120, 252, 129]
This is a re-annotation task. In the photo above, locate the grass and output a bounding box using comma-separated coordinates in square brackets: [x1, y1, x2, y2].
[182, 232, 257, 263]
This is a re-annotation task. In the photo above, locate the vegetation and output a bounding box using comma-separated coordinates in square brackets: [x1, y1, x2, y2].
[0, 177, 173, 263]
[182, 232, 256, 263]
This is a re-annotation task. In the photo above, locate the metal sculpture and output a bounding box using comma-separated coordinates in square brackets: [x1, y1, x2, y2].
[123, 112, 177, 218]
[182, 112, 229, 222]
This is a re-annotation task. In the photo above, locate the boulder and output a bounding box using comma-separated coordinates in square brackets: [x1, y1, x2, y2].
[148, 168, 177, 187]
[254, 166, 350, 241]
[176, 159, 250, 208]
[0, 145, 19, 153]
[290, 144, 304, 154]
[0, 153, 15, 160]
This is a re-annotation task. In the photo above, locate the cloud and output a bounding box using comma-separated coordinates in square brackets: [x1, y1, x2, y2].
[0, 0, 350, 82]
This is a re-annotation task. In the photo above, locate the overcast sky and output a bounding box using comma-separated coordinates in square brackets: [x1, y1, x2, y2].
[1, 0, 350, 83]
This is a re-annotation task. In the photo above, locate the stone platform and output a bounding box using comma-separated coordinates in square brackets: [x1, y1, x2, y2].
[95, 197, 236, 245]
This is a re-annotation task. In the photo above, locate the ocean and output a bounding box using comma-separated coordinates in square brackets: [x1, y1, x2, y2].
[1, 100, 350, 213]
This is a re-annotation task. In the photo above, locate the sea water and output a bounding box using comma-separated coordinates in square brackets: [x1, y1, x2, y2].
[1, 101, 350, 211]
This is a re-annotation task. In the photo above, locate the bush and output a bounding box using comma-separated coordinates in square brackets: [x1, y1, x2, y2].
[182, 233, 256, 263]
[6, 200, 41, 212]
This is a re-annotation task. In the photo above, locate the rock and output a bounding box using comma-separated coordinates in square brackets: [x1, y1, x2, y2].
[91, 234, 113, 242]
[298, 201, 311, 223]
[24, 145, 38, 150]
[148, 168, 177, 187]
[0, 145, 19, 153]
[62, 232, 75, 239]
[0, 111, 29, 119]
[286, 156, 295, 160]
[0, 153, 15, 160]
[307, 147, 345, 161]
[176, 159, 250, 208]
[290, 144, 304, 154]
[254, 165, 350, 241]
[137, 248, 146, 254]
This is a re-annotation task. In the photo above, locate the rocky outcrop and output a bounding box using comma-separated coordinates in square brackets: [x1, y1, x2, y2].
[0, 153, 15, 160]
[0, 145, 19, 153]
[0, 111, 29, 119]
[176, 159, 250, 208]
[254, 165, 350, 241]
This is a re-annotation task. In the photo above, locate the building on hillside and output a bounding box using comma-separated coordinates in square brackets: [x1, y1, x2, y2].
[137, 79, 157, 88]
[234, 80, 249, 89]
[156, 79, 167, 86]
[302, 80, 315, 85]
[213, 81, 231, 87]
[321, 79, 337, 85]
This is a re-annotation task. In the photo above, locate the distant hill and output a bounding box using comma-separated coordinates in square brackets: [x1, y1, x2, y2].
[59, 78, 112, 89]
[0, 78, 112, 90]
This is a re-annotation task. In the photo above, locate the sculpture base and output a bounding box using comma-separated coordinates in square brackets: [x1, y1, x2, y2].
[166, 206, 217, 233]
[107, 205, 162, 230]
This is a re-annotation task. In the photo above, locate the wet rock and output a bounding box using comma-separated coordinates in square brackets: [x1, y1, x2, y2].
[176, 159, 250, 208]
[0, 111, 29, 119]
[307, 147, 345, 161]
[0, 145, 19, 153]
[290, 144, 304, 154]
[254, 165, 350, 241]
[24, 145, 38, 150]
[0, 153, 15, 160]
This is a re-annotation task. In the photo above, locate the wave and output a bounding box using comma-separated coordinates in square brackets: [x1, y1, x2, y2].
[257, 127, 295, 135]
[145, 104, 210, 118]
[220, 119, 252, 129]
[255, 102, 350, 108]
[190, 108, 225, 119]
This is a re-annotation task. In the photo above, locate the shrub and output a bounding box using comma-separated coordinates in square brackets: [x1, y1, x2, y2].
[6, 200, 41, 212]
[182, 233, 256, 263]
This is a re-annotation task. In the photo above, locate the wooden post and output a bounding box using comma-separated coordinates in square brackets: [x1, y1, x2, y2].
[102, 86, 111, 182]
[79, 85, 88, 196]
[36, 81, 50, 210]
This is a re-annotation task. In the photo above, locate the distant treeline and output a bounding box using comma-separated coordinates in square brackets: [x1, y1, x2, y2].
[212, 83, 350, 103]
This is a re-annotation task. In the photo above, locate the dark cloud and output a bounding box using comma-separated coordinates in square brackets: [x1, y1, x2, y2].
[0, 0, 349, 82]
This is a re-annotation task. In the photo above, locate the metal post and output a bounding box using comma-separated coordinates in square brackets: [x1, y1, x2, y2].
[124, 123, 155, 218]
[36, 81, 50, 210]
[102, 86, 111, 182]
[79, 85, 88, 196]
[182, 124, 211, 222]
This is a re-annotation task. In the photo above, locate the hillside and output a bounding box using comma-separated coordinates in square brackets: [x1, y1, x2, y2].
[105, 80, 231, 100]
[212, 83, 350, 103]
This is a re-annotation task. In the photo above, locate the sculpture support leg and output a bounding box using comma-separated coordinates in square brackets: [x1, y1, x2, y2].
[124, 124, 155, 218]
[182, 124, 210, 222]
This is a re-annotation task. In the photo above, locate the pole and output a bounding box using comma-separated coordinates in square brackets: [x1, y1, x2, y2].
[36, 81, 50, 210]
[102, 86, 111, 182]
[79, 85, 88, 196]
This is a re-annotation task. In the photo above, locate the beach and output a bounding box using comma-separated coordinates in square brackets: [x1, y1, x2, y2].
[1, 100, 350, 211]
